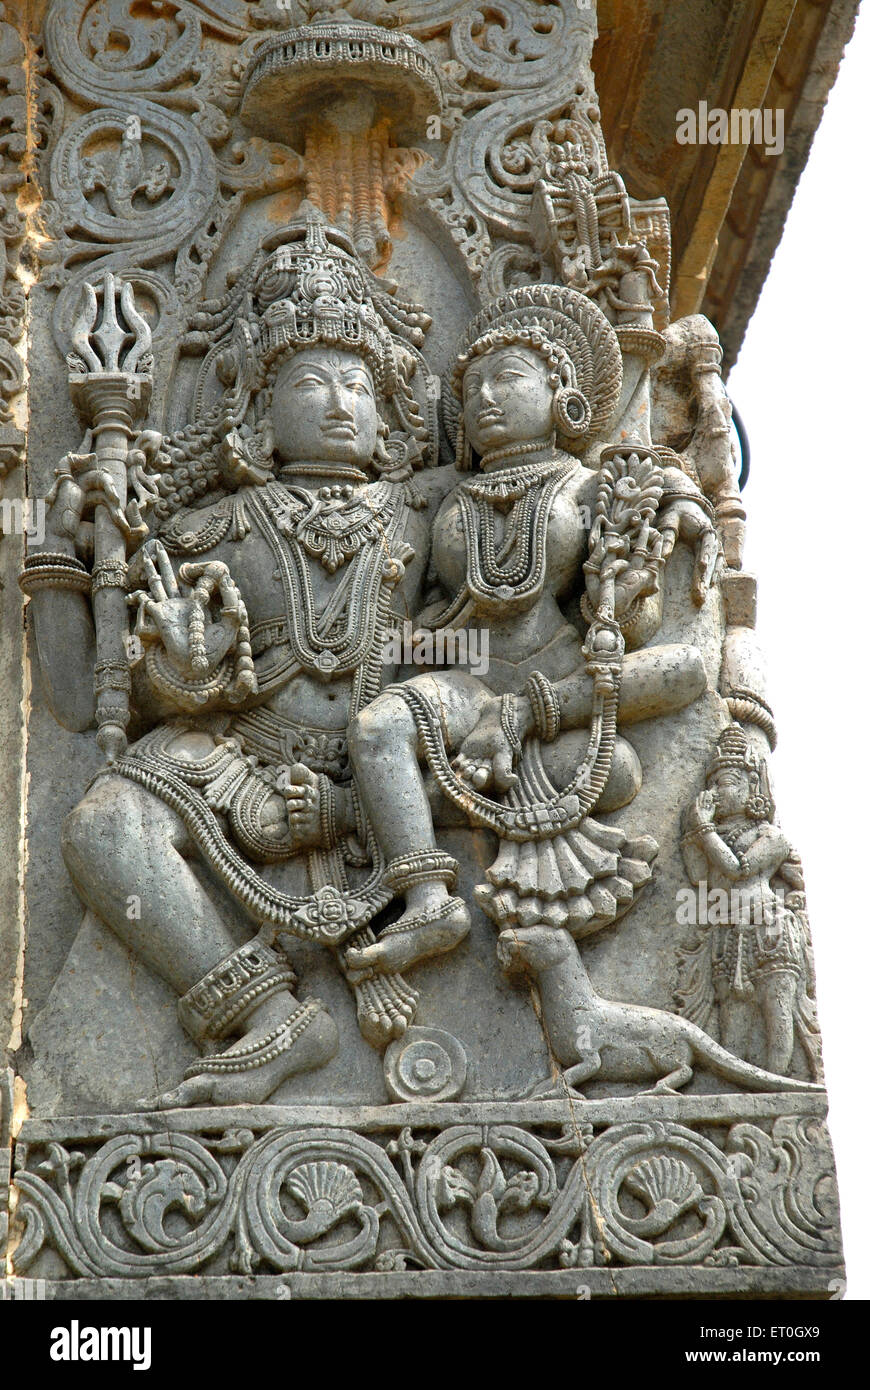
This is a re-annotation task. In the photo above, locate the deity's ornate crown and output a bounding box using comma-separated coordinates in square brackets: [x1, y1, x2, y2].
[707, 722, 774, 820]
[251, 221, 398, 396]
[452, 283, 623, 440]
[709, 723, 754, 773]
[180, 217, 434, 481]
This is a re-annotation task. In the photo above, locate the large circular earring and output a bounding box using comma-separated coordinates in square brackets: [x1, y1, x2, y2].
[553, 385, 591, 439]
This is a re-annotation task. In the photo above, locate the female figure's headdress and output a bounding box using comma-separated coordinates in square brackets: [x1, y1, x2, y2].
[449, 283, 623, 467]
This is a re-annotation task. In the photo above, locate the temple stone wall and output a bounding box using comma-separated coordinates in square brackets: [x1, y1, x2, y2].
[0, 0, 845, 1298]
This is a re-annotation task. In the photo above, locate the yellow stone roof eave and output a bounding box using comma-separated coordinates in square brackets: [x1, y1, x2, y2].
[671, 0, 798, 320]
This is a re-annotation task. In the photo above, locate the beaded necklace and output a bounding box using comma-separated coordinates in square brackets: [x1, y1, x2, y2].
[461, 455, 576, 605]
[249, 480, 407, 679]
[426, 452, 577, 629]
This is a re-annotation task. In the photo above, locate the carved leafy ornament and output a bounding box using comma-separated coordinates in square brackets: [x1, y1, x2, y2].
[13, 1109, 841, 1278]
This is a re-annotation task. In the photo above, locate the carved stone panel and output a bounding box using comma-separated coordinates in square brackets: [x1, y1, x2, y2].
[0, 0, 844, 1300]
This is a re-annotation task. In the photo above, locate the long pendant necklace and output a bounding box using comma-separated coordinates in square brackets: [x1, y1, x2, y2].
[250, 481, 406, 678]
[461, 457, 575, 605]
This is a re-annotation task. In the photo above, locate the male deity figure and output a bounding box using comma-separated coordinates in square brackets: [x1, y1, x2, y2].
[23, 222, 465, 1106]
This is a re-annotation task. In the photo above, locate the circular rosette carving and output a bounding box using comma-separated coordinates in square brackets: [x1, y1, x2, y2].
[384, 1027, 467, 1103]
[584, 1122, 730, 1265]
[288, 885, 372, 944]
[237, 1128, 425, 1273]
[416, 1124, 586, 1268]
[79, 1133, 230, 1272]
[45, 0, 213, 104]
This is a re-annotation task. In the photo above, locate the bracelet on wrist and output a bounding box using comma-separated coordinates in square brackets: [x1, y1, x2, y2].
[524, 670, 561, 742]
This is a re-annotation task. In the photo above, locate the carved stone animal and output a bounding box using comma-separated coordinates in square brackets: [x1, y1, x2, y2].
[498, 925, 824, 1096]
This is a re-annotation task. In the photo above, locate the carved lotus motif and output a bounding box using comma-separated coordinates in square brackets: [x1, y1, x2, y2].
[289, 885, 368, 942]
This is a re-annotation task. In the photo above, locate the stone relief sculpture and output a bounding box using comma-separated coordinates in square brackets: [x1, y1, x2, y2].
[677, 723, 822, 1082]
[500, 924, 821, 1099]
[348, 281, 713, 981]
[0, 7, 29, 482]
[29, 219, 460, 1105]
[1, 0, 843, 1297]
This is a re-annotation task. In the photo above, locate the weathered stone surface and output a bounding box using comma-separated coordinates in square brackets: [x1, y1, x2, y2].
[0, 0, 845, 1299]
[12, 1096, 842, 1285]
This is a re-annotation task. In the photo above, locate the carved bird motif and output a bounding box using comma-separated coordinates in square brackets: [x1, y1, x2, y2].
[283, 1161, 365, 1244]
[621, 1156, 704, 1237]
[110, 1159, 211, 1254]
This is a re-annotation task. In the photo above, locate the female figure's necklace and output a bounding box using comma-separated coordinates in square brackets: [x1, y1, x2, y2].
[466, 433, 572, 505]
[459, 429, 575, 602]
[479, 433, 555, 472]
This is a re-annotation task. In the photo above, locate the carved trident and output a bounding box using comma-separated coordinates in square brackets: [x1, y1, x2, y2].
[68, 272, 153, 760]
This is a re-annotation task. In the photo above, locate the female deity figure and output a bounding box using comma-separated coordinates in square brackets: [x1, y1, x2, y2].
[22, 222, 463, 1106]
[678, 723, 821, 1078]
[345, 284, 719, 981]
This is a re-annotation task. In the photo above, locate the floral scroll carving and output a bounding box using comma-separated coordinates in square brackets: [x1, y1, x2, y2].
[0, 6, 31, 480]
[37, 1, 628, 332]
[13, 1108, 842, 1279]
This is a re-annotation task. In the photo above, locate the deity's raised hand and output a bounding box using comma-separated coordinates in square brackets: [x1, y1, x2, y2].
[658, 494, 720, 606]
[129, 539, 242, 677]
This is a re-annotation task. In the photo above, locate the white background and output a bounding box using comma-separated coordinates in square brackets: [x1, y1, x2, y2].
[728, 0, 869, 1301]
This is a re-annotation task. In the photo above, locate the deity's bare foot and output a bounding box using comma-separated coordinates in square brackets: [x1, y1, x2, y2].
[344, 897, 470, 977]
[137, 999, 338, 1109]
[337, 932, 420, 1048]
